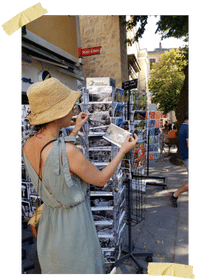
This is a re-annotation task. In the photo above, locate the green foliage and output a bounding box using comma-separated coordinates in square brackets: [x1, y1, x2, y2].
[125, 15, 188, 45]
[125, 16, 148, 45]
[155, 16, 188, 41]
[148, 49, 187, 113]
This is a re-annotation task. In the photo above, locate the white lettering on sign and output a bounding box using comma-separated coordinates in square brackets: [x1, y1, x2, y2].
[88, 81, 108, 87]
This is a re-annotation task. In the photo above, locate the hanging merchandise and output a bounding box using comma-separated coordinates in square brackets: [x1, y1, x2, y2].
[146, 111, 167, 161]
[21, 105, 34, 140]
[134, 107, 167, 189]
[21, 105, 43, 219]
[146, 111, 160, 160]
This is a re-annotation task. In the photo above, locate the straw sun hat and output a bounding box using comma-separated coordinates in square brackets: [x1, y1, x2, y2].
[27, 78, 81, 125]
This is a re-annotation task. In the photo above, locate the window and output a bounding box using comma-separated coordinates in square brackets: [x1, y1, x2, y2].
[150, 59, 156, 70]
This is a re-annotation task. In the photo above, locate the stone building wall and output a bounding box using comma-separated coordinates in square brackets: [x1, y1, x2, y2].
[138, 49, 148, 91]
[119, 16, 129, 85]
[79, 15, 128, 88]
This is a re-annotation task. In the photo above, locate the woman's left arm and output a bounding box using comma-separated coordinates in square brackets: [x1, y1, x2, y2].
[69, 112, 88, 136]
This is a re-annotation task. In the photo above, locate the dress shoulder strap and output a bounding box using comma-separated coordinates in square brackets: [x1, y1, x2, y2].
[63, 135, 77, 143]
[40, 138, 57, 154]
[51, 136, 76, 188]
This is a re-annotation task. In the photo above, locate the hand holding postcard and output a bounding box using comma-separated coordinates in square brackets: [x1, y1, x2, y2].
[103, 123, 131, 147]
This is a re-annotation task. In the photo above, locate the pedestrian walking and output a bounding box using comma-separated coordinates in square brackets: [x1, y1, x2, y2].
[23, 77, 138, 274]
[168, 111, 188, 207]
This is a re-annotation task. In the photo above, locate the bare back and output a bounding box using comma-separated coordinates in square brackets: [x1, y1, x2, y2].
[23, 134, 56, 180]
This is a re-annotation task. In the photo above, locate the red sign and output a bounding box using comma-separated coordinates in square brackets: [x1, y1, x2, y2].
[78, 46, 102, 57]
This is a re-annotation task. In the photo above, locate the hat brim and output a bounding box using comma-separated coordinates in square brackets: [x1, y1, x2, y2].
[27, 90, 81, 125]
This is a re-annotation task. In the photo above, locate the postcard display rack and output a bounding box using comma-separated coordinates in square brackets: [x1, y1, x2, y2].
[129, 109, 147, 225]
[21, 105, 40, 219]
[21, 105, 38, 269]
[78, 79, 127, 270]
[113, 90, 154, 273]
[122, 96, 148, 231]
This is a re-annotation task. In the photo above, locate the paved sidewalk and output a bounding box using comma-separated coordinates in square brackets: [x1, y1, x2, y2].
[115, 149, 188, 274]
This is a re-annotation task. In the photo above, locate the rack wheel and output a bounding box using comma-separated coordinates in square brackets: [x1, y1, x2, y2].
[146, 256, 153, 262]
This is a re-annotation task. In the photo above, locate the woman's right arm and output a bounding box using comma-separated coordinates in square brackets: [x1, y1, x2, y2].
[65, 134, 138, 187]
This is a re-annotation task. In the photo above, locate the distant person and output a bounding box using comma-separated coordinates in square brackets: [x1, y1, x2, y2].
[168, 121, 172, 131]
[164, 121, 169, 134]
[168, 112, 188, 207]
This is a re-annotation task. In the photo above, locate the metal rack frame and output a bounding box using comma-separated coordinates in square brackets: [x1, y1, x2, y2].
[114, 87, 153, 273]
[114, 178, 153, 273]
[79, 83, 127, 270]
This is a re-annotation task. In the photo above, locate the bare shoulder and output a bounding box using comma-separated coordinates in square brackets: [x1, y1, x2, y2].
[64, 141, 87, 175]
[65, 141, 81, 155]
[23, 135, 40, 153]
[23, 136, 34, 155]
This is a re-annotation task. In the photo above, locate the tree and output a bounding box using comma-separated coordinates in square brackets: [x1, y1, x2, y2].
[125, 16, 188, 45]
[155, 16, 188, 42]
[148, 49, 188, 114]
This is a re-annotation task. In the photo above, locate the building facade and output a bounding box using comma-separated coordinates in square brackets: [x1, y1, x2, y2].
[127, 26, 141, 81]
[22, 15, 84, 104]
[79, 16, 128, 88]
[127, 24, 148, 97]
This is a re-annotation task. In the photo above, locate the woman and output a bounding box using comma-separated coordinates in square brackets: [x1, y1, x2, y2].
[23, 77, 138, 274]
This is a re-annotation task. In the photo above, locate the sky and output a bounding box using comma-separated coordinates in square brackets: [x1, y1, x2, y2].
[138, 16, 187, 51]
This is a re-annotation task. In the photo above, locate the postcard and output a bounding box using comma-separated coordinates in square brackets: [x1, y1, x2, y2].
[103, 123, 131, 147]
[150, 111, 156, 119]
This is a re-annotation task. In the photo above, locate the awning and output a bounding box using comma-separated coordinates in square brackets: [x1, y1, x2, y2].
[22, 30, 84, 80]
[128, 54, 141, 77]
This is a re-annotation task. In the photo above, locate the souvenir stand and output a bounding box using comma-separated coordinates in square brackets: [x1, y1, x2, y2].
[78, 78, 127, 271]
